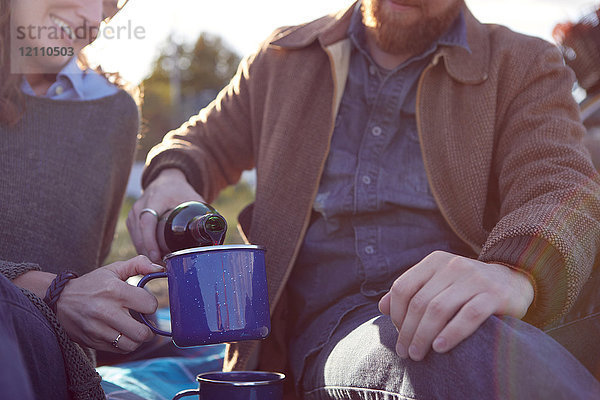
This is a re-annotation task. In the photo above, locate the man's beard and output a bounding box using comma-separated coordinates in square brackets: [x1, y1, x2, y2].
[362, 0, 464, 56]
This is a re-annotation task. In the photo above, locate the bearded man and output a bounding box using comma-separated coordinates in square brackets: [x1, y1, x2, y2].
[130, 0, 600, 398]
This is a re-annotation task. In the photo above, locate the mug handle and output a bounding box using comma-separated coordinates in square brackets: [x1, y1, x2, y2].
[137, 272, 172, 337]
[172, 389, 200, 400]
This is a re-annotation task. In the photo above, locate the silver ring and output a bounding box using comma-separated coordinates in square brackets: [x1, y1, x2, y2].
[112, 333, 122, 349]
[139, 208, 159, 219]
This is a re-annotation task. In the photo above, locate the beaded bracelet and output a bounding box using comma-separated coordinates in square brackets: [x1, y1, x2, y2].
[43, 270, 78, 313]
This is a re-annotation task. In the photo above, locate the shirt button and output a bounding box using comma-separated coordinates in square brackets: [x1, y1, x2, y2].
[364, 245, 375, 255]
[362, 175, 371, 185]
[369, 65, 377, 75]
[372, 126, 382, 136]
[55, 85, 64, 95]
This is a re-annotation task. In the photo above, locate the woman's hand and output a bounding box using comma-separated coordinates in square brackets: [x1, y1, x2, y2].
[56, 255, 164, 353]
[127, 168, 206, 263]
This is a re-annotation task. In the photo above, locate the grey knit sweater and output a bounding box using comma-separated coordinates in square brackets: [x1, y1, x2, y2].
[0, 91, 139, 399]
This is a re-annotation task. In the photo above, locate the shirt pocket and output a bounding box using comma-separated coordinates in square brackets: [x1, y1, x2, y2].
[400, 97, 420, 143]
[380, 129, 436, 206]
[318, 148, 358, 217]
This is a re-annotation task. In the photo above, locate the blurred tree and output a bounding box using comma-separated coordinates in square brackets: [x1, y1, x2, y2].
[138, 33, 241, 161]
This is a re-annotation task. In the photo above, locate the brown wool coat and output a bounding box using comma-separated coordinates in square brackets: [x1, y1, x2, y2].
[143, 3, 600, 372]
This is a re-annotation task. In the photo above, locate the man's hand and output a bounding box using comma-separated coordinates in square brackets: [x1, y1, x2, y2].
[56, 256, 163, 353]
[126, 168, 206, 263]
[378, 251, 534, 361]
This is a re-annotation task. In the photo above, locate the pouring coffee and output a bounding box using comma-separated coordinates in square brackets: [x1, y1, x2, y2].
[137, 201, 271, 347]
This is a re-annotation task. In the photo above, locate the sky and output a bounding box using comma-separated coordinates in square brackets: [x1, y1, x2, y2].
[87, 0, 599, 84]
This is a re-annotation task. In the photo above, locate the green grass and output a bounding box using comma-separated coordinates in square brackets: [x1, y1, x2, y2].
[105, 182, 255, 265]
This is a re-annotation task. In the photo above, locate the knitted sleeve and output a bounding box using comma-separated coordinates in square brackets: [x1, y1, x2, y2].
[0, 261, 42, 279]
[479, 43, 600, 328]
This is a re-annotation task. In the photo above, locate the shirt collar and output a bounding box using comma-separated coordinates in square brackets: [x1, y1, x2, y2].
[21, 57, 85, 99]
[269, 1, 490, 85]
[56, 57, 85, 99]
[348, 1, 471, 67]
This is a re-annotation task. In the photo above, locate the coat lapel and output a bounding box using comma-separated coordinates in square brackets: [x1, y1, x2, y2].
[417, 10, 494, 251]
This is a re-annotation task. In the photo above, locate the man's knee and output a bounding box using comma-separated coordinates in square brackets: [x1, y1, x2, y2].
[321, 315, 400, 390]
[319, 315, 501, 392]
[309, 315, 600, 399]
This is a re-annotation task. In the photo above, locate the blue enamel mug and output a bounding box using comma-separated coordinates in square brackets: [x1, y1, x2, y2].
[137, 245, 271, 347]
[172, 371, 285, 400]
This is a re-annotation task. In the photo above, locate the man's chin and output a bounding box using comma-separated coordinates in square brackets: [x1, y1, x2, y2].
[372, 6, 463, 56]
[373, 22, 426, 55]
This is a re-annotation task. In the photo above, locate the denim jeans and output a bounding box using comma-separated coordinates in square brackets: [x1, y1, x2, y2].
[0, 274, 68, 399]
[299, 270, 600, 400]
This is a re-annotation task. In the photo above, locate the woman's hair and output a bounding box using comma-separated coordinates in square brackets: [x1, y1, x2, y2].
[0, 0, 136, 125]
[0, 0, 24, 125]
[554, 8, 600, 94]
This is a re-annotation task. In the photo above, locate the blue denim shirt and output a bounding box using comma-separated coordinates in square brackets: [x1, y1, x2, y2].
[21, 57, 119, 100]
[287, 6, 475, 388]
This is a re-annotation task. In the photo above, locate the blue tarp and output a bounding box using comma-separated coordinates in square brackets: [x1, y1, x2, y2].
[98, 308, 226, 399]
[99, 345, 225, 400]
